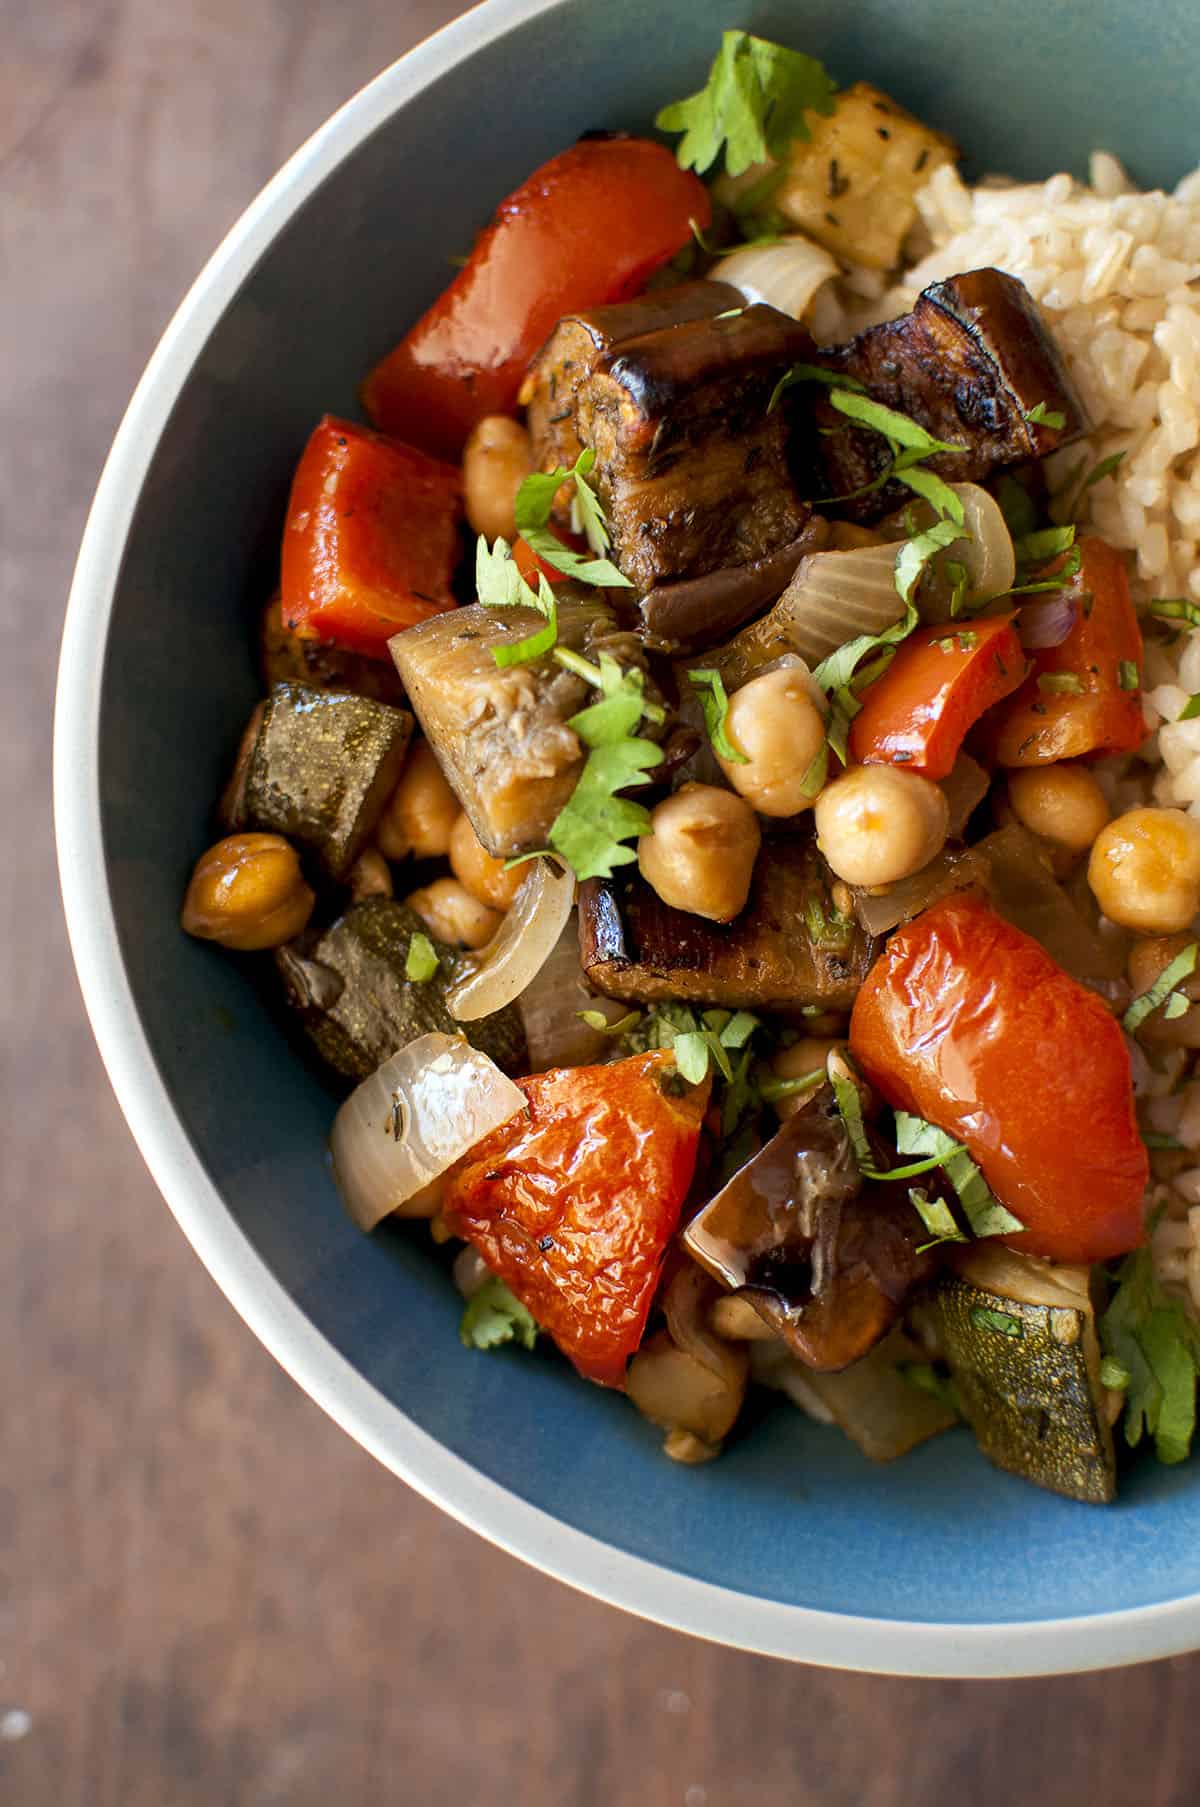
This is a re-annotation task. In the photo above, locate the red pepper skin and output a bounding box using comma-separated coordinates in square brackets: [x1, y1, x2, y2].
[849, 893, 1148, 1265]
[849, 614, 1026, 780]
[361, 138, 710, 459]
[442, 1052, 709, 1387]
[280, 416, 461, 659]
[986, 537, 1146, 765]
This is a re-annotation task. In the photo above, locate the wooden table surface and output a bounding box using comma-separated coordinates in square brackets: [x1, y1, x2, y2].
[7, 4, 1200, 1802]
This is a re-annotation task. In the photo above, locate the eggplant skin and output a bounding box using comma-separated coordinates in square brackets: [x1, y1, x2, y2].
[231, 683, 412, 880]
[578, 840, 876, 1011]
[576, 304, 813, 592]
[275, 898, 527, 1083]
[809, 269, 1088, 519]
[524, 280, 742, 476]
[638, 516, 830, 656]
[931, 1272, 1115, 1504]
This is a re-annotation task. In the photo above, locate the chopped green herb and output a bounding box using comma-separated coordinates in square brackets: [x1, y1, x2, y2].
[894, 462, 966, 527]
[909, 1187, 968, 1252]
[895, 518, 962, 605]
[546, 655, 664, 881]
[758, 1067, 826, 1104]
[893, 1111, 1024, 1238]
[672, 1031, 716, 1086]
[830, 1058, 874, 1169]
[898, 1361, 962, 1415]
[1037, 671, 1085, 695]
[1099, 1356, 1132, 1392]
[1059, 448, 1127, 519]
[1165, 991, 1192, 1021]
[688, 667, 749, 763]
[476, 534, 535, 611]
[827, 389, 964, 458]
[655, 31, 837, 177]
[1102, 1244, 1200, 1463]
[970, 1306, 1023, 1339]
[719, 1010, 760, 1050]
[1023, 402, 1067, 429]
[996, 475, 1039, 541]
[1015, 525, 1077, 565]
[460, 1276, 539, 1352]
[1148, 597, 1200, 630]
[1179, 694, 1200, 721]
[404, 933, 439, 983]
[1117, 659, 1141, 691]
[767, 362, 868, 413]
[1122, 941, 1198, 1033]
[577, 1008, 642, 1036]
[513, 448, 632, 589]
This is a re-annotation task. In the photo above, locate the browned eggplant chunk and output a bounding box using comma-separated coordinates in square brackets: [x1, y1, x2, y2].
[685, 1092, 937, 1371]
[578, 839, 876, 1011]
[524, 280, 741, 475]
[574, 304, 814, 592]
[638, 516, 831, 655]
[222, 683, 411, 880]
[260, 594, 408, 706]
[390, 597, 660, 860]
[809, 269, 1088, 519]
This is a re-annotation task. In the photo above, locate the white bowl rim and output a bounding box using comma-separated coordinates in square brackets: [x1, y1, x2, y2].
[53, 0, 1200, 1676]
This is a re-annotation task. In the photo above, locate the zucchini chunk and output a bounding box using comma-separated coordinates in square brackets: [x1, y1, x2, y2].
[275, 897, 527, 1083]
[524, 279, 741, 477]
[808, 271, 1088, 519]
[223, 682, 411, 880]
[930, 1245, 1116, 1504]
[390, 597, 655, 859]
[574, 304, 813, 591]
[685, 1092, 936, 1371]
[578, 840, 876, 1011]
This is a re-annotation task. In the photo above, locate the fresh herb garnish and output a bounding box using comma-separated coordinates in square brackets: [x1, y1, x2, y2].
[1057, 448, 1127, 521]
[546, 654, 663, 881]
[460, 1276, 539, 1352]
[405, 932, 440, 983]
[577, 1008, 642, 1036]
[970, 1306, 1023, 1339]
[1148, 597, 1200, 630]
[687, 667, 749, 763]
[996, 474, 1039, 540]
[1102, 1243, 1200, 1463]
[514, 449, 632, 590]
[829, 1055, 874, 1168]
[893, 1111, 1024, 1239]
[1015, 525, 1077, 565]
[767, 362, 868, 413]
[1023, 402, 1067, 429]
[757, 1067, 826, 1104]
[1038, 671, 1085, 696]
[655, 31, 837, 177]
[1123, 941, 1198, 1033]
[899, 1362, 963, 1415]
[1180, 694, 1200, 721]
[1099, 1356, 1132, 1392]
[1118, 659, 1141, 691]
[909, 1188, 968, 1253]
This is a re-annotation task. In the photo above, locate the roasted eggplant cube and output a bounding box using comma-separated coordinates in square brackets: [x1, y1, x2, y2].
[225, 683, 411, 880]
[578, 840, 875, 1011]
[390, 597, 635, 860]
[524, 280, 742, 476]
[275, 897, 527, 1083]
[810, 270, 1088, 519]
[574, 304, 813, 592]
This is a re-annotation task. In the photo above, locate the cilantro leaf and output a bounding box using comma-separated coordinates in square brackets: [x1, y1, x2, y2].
[1102, 1245, 1200, 1463]
[491, 576, 558, 668]
[1023, 402, 1067, 429]
[894, 463, 966, 527]
[476, 534, 533, 610]
[404, 932, 439, 983]
[655, 31, 837, 178]
[894, 518, 963, 605]
[970, 1306, 1023, 1339]
[460, 1276, 539, 1352]
[688, 667, 748, 763]
[909, 1187, 968, 1253]
[827, 389, 964, 457]
[1180, 694, 1200, 721]
[513, 449, 631, 589]
[767, 361, 867, 414]
[1015, 525, 1077, 565]
[1118, 659, 1141, 691]
[893, 1110, 1023, 1238]
[577, 1008, 642, 1036]
[830, 1057, 874, 1168]
[1149, 597, 1200, 630]
[546, 655, 663, 881]
[1123, 941, 1198, 1033]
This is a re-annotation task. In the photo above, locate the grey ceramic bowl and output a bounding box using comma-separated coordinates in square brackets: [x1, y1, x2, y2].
[56, 0, 1200, 1673]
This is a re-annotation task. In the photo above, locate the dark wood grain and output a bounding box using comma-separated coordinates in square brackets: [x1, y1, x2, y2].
[6, 4, 1200, 1802]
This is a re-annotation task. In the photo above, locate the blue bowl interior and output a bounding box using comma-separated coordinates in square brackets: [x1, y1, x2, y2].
[99, 0, 1200, 1626]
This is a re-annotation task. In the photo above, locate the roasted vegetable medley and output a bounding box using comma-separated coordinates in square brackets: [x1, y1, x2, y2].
[182, 33, 1200, 1503]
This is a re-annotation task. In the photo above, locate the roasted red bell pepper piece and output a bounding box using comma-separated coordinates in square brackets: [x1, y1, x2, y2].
[849, 892, 1147, 1264]
[849, 613, 1025, 780]
[442, 1052, 710, 1386]
[986, 537, 1146, 765]
[362, 137, 710, 459]
[280, 415, 461, 660]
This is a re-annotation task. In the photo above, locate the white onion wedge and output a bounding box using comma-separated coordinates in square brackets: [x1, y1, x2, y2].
[518, 912, 629, 1072]
[445, 855, 574, 1022]
[331, 1033, 525, 1231]
[711, 235, 838, 321]
[882, 483, 1016, 615]
[713, 541, 908, 686]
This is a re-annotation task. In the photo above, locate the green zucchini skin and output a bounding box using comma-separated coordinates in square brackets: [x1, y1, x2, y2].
[932, 1274, 1116, 1504]
[234, 684, 412, 880]
[275, 898, 527, 1083]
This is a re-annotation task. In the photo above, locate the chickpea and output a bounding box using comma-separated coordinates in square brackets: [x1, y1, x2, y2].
[1007, 762, 1111, 855]
[462, 415, 533, 542]
[405, 877, 500, 950]
[717, 669, 829, 817]
[770, 1038, 840, 1119]
[1088, 807, 1200, 934]
[181, 833, 314, 950]
[448, 811, 524, 912]
[377, 740, 460, 861]
[814, 765, 949, 888]
[637, 783, 761, 922]
[346, 846, 393, 901]
[1127, 933, 1200, 1046]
